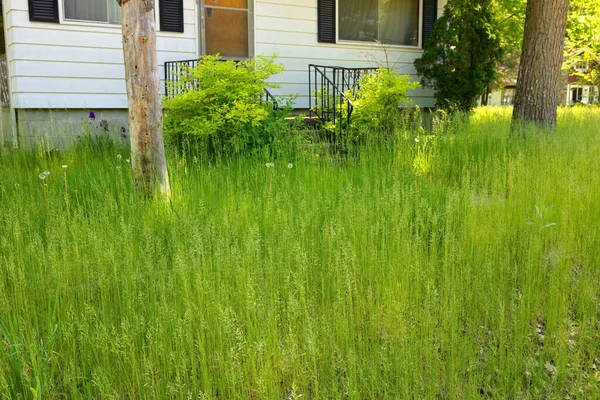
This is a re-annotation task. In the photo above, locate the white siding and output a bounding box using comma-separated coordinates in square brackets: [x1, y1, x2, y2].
[254, 0, 448, 108]
[4, 0, 447, 110]
[5, 0, 197, 109]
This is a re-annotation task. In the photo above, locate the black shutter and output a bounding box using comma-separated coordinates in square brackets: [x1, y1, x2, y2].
[160, 0, 184, 33]
[28, 0, 59, 23]
[317, 0, 336, 43]
[422, 0, 438, 47]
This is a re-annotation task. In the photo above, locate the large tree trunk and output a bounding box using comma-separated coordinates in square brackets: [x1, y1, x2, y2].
[119, 0, 170, 198]
[512, 0, 569, 129]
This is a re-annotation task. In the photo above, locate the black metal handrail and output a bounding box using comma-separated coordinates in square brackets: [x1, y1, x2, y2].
[164, 58, 278, 109]
[308, 64, 379, 135]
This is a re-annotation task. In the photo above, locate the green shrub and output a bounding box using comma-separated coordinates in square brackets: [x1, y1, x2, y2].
[414, 0, 503, 112]
[349, 68, 418, 135]
[312, 68, 418, 142]
[163, 55, 299, 156]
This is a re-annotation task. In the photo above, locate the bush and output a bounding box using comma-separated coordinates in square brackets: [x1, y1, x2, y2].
[350, 68, 418, 135]
[313, 68, 418, 143]
[163, 55, 299, 156]
[414, 0, 503, 112]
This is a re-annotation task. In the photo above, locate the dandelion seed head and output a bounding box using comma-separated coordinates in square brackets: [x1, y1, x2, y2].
[14, 183, 19, 188]
[116, 165, 121, 169]
[266, 162, 274, 168]
[126, 158, 130, 163]
[288, 163, 293, 169]
[62, 165, 68, 170]
[117, 154, 122, 159]
[39, 173, 47, 180]
[415, 137, 420, 143]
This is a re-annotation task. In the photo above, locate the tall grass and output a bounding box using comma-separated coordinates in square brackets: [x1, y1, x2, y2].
[1, 107, 599, 399]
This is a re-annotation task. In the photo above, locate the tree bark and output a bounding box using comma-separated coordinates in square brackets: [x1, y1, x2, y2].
[119, 0, 170, 198]
[512, 0, 569, 129]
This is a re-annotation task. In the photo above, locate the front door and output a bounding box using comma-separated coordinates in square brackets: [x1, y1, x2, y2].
[199, 0, 253, 59]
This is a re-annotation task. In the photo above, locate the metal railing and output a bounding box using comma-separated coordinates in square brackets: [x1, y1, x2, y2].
[164, 58, 277, 109]
[308, 65, 379, 135]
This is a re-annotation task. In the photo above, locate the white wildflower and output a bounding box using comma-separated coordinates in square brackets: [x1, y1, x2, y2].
[288, 163, 293, 169]
[125, 159, 130, 163]
[43, 170, 50, 176]
[414, 137, 420, 143]
[39, 173, 47, 180]
[266, 162, 274, 168]
[117, 154, 122, 159]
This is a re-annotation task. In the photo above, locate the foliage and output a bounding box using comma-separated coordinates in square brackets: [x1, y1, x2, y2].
[414, 0, 504, 111]
[2, 108, 600, 398]
[312, 69, 417, 141]
[349, 69, 418, 134]
[163, 55, 300, 156]
[564, 0, 600, 88]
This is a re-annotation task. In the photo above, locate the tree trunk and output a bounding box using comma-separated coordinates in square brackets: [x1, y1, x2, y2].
[512, 0, 569, 129]
[119, 0, 170, 198]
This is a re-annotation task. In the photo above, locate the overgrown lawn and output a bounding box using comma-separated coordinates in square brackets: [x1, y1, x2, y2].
[1, 108, 599, 398]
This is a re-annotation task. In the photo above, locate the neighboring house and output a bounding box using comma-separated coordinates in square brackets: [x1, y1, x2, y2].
[483, 78, 517, 107]
[0, 0, 446, 149]
[483, 53, 599, 108]
[564, 61, 599, 105]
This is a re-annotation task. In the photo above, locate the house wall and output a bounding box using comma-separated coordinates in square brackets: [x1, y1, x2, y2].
[254, 0, 447, 109]
[3, 0, 197, 109]
[0, 106, 12, 146]
[5, 0, 447, 147]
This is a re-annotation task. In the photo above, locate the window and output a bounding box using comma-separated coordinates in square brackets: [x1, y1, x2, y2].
[63, 0, 121, 24]
[574, 62, 589, 73]
[502, 87, 516, 106]
[338, 0, 420, 46]
[203, 0, 250, 58]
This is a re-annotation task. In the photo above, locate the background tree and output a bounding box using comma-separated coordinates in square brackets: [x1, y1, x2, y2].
[512, 0, 570, 128]
[414, 0, 503, 112]
[118, 0, 171, 199]
[563, 0, 600, 92]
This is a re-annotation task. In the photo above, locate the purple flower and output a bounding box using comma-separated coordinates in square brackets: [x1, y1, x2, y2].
[89, 111, 95, 120]
[120, 133, 128, 140]
[121, 126, 127, 133]
[100, 120, 109, 132]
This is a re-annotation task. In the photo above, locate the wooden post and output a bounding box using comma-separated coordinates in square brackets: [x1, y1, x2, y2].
[118, 0, 170, 198]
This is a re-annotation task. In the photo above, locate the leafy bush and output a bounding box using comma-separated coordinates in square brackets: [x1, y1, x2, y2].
[414, 0, 503, 112]
[312, 68, 418, 142]
[350, 68, 418, 134]
[163, 55, 299, 156]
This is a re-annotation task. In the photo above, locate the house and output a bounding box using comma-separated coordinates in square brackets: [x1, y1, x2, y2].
[0, 0, 446, 149]
[482, 51, 599, 108]
[564, 60, 599, 105]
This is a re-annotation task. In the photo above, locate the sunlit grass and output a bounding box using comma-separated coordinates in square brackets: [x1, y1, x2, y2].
[1, 107, 599, 399]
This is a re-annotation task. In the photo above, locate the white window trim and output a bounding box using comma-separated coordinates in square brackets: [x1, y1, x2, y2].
[58, 0, 161, 29]
[574, 62, 590, 73]
[335, 0, 424, 50]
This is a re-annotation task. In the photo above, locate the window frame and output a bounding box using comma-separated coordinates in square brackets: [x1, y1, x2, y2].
[58, 0, 166, 29]
[60, 0, 123, 26]
[198, 0, 255, 60]
[335, 0, 424, 49]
